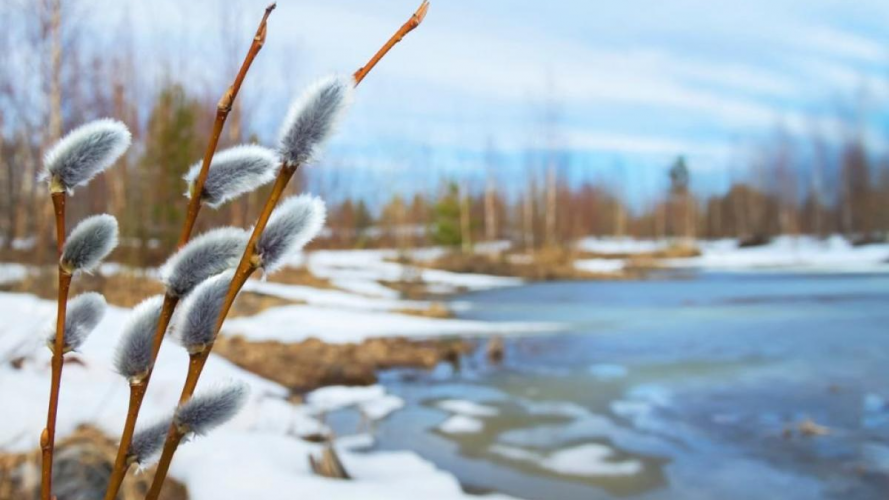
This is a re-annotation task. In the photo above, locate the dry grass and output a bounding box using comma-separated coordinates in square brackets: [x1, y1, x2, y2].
[0, 267, 163, 307]
[214, 335, 473, 394]
[393, 302, 452, 319]
[269, 266, 334, 289]
[422, 247, 627, 281]
[227, 292, 299, 318]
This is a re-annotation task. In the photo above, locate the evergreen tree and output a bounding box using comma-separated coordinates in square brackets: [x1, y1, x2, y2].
[139, 84, 205, 249]
[431, 182, 462, 247]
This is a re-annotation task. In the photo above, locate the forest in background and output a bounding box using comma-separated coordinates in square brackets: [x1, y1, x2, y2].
[2, 0, 888, 268]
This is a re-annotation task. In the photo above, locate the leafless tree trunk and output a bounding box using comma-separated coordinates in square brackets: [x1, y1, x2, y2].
[459, 181, 472, 253]
[484, 177, 497, 242]
[545, 161, 556, 247]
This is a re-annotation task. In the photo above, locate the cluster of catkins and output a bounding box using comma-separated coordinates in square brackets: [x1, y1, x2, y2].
[42, 74, 354, 468]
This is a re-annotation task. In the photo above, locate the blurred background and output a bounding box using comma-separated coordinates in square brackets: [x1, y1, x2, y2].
[1, 1, 888, 499]
[0, 0, 887, 256]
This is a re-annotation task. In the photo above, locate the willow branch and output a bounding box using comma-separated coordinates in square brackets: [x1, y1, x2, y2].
[146, 4, 429, 495]
[353, 0, 429, 85]
[103, 5, 276, 499]
[41, 190, 70, 500]
[178, 2, 275, 246]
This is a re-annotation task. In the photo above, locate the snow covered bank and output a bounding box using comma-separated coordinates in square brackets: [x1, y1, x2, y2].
[0, 292, 513, 499]
[577, 237, 672, 256]
[666, 235, 889, 272]
[303, 249, 522, 296]
[223, 304, 560, 344]
[242, 279, 431, 311]
[574, 258, 626, 275]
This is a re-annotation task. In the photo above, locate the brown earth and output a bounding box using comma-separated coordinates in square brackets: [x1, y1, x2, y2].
[413, 247, 645, 281]
[0, 426, 187, 500]
[214, 335, 474, 394]
[0, 268, 164, 307]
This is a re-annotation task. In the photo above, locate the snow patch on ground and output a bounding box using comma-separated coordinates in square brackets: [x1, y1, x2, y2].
[306, 385, 405, 421]
[0, 292, 514, 500]
[242, 280, 429, 311]
[223, 305, 560, 344]
[303, 250, 522, 298]
[577, 237, 670, 255]
[490, 443, 643, 477]
[0, 263, 28, 285]
[542, 443, 643, 476]
[331, 278, 400, 299]
[667, 235, 889, 272]
[574, 259, 625, 274]
[439, 415, 485, 434]
[437, 399, 500, 417]
[435, 399, 499, 435]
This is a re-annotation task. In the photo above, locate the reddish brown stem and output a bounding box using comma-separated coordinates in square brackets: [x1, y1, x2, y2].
[353, 0, 429, 85]
[41, 191, 70, 500]
[146, 426, 186, 500]
[104, 5, 276, 499]
[177, 2, 275, 247]
[145, 167, 294, 500]
[147, 4, 430, 495]
[103, 382, 146, 500]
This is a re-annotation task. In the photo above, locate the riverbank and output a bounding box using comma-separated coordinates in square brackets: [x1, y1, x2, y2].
[1, 237, 888, 499]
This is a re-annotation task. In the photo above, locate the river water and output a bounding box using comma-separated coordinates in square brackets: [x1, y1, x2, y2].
[350, 272, 889, 499]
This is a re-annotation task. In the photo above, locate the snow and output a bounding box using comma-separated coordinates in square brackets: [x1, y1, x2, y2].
[542, 443, 643, 476]
[438, 415, 484, 434]
[306, 385, 405, 421]
[172, 431, 507, 500]
[0, 292, 515, 500]
[577, 237, 670, 255]
[242, 279, 429, 311]
[437, 399, 500, 417]
[303, 249, 522, 296]
[435, 399, 499, 434]
[576, 235, 889, 273]
[223, 304, 560, 344]
[0, 262, 28, 285]
[489, 444, 539, 462]
[574, 259, 625, 274]
[331, 278, 400, 299]
[490, 443, 643, 477]
[666, 235, 889, 272]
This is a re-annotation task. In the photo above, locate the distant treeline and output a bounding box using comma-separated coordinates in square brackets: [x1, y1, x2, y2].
[1, 0, 887, 265]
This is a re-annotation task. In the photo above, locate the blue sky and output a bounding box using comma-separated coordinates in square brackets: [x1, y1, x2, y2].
[86, 0, 889, 201]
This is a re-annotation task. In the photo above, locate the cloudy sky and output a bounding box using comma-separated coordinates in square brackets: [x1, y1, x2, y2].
[84, 0, 889, 198]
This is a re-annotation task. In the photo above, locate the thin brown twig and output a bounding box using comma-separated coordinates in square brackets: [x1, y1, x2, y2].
[353, 0, 429, 85]
[41, 190, 71, 500]
[145, 4, 430, 496]
[103, 5, 276, 499]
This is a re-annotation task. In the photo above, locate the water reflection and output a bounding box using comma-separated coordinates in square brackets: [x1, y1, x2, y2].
[344, 272, 889, 499]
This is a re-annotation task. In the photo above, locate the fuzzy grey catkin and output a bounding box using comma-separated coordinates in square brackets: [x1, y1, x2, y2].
[278, 75, 354, 168]
[175, 382, 249, 436]
[183, 145, 279, 208]
[60, 214, 119, 274]
[160, 227, 249, 297]
[114, 295, 164, 383]
[46, 292, 106, 353]
[255, 194, 326, 274]
[128, 417, 173, 466]
[175, 271, 233, 353]
[42, 119, 131, 193]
